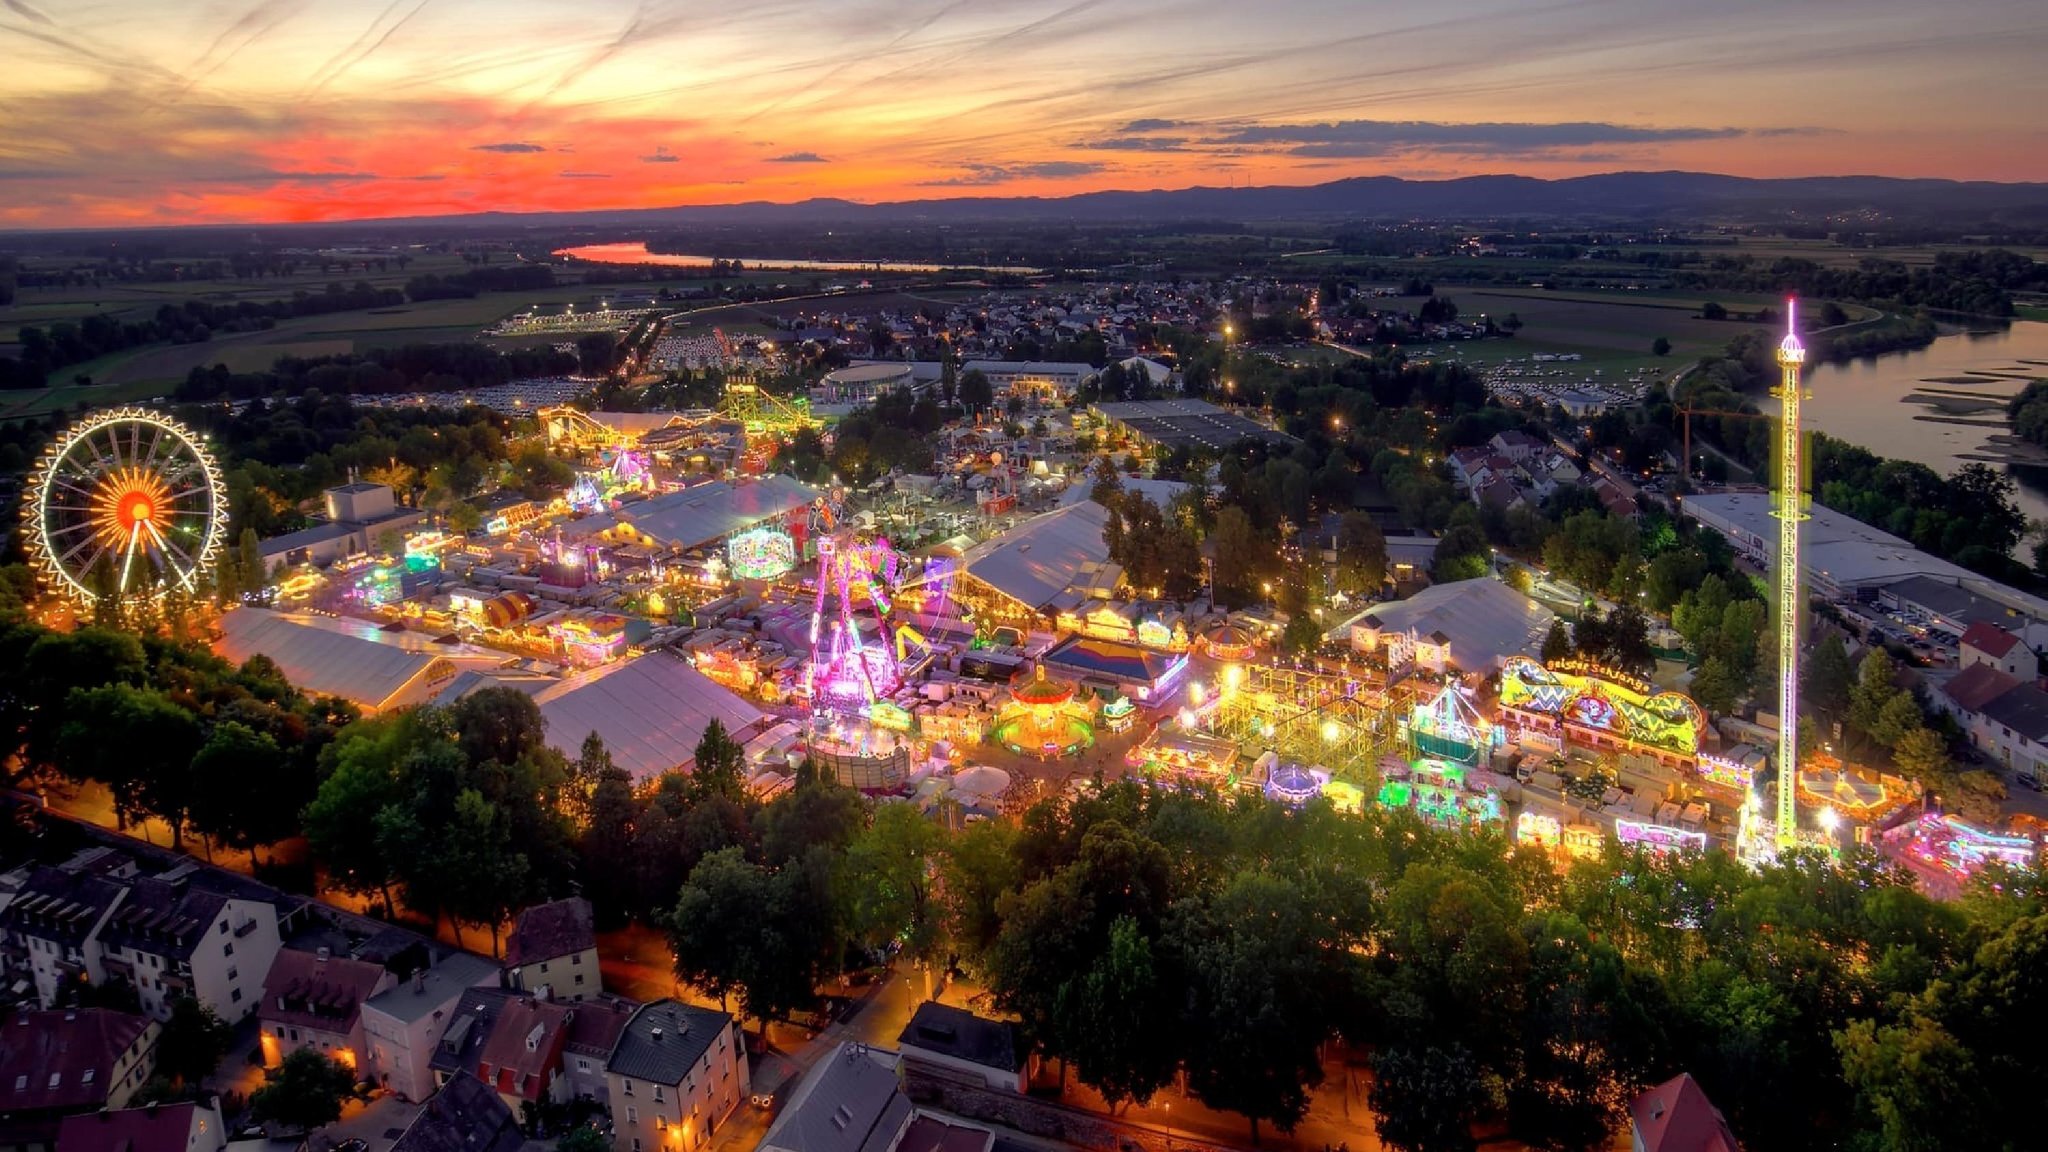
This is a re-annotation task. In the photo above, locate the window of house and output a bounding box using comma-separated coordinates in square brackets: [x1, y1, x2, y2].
[575, 974, 585, 986]
[226, 967, 237, 982]
[47, 1073, 60, 1089]
[81, 1070, 93, 1085]
[14, 1074, 26, 1090]
[631, 1141, 642, 1152]
[622, 1080, 633, 1096]
[627, 1107, 638, 1124]
[231, 988, 243, 1003]
[219, 921, 229, 935]
[223, 942, 233, 958]
[654, 1086, 664, 1102]
[539, 962, 548, 973]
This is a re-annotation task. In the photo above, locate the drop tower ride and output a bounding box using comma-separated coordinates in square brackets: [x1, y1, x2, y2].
[1773, 301, 1807, 851]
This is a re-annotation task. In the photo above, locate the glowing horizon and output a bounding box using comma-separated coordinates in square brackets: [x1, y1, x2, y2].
[2, 0, 2044, 229]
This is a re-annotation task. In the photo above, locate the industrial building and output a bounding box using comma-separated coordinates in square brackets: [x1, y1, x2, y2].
[1091, 398, 1296, 452]
[1681, 490, 2048, 628]
[257, 482, 424, 573]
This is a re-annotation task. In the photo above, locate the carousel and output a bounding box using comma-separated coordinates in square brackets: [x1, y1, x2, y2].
[991, 665, 1097, 759]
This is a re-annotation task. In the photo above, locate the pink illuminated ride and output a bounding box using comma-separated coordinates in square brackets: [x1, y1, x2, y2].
[805, 534, 904, 709]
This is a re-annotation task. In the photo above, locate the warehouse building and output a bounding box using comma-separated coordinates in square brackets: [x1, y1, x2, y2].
[1091, 399, 1296, 452]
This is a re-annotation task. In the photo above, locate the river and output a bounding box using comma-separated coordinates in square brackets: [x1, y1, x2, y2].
[1799, 320, 2048, 530]
[553, 241, 1039, 275]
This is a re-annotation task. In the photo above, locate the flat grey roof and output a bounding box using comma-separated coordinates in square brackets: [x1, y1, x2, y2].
[1092, 399, 1295, 450]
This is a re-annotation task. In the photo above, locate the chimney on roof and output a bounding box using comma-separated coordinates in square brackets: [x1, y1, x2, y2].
[651, 1027, 663, 1042]
[413, 968, 426, 993]
[315, 946, 331, 962]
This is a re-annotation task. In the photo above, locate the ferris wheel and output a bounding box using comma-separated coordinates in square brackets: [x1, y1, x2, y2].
[25, 407, 229, 605]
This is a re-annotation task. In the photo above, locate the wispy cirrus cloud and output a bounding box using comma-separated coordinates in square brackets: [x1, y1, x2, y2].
[766, 151, 827, 163]
[471, 141, 547, 153]
[918, 160, 1104, 186]
[560, 170, 612, 178]
[1216, 118, 1749, 157]
[1076, 136, 1190, 152]
[641, 146, 679, 162]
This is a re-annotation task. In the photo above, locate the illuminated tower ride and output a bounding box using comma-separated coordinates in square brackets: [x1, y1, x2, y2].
[1773, 300, 1807, 851]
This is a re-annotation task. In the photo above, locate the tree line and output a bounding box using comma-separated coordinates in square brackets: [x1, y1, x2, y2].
[170, 341, 578, 402]
[640, 765, 2046, 1152]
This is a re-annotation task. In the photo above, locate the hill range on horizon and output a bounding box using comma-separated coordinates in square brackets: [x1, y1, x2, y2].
[8, 170, 2048, 238]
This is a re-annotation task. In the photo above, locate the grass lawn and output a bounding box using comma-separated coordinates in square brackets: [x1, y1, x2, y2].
[0, 377, 174, 422]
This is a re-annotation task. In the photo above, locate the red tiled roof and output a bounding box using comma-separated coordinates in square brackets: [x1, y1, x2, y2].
[56, 1103, 199, 1152]
[1942, 661, 2022, 714]
[507, 898, 596, 968]
[1960, 620, 2022, 659]
[1632, 1074, 1739, 1152]
[258, 949, 388, 1032]
[0, 1009, 152, 1114]
[564, 997, 635, 1057]
[478, 998, 571, 1103]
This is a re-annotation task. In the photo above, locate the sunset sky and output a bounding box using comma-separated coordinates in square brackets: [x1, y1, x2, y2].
[3, 0, 2045, 228]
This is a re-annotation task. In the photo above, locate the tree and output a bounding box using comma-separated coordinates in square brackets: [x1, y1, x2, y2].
[1702, 301, 1728, 320]
[1088, 455, 1123, 506]
[756, 764, 864, 865]
[557, 1128, 611, 1152]
[1432, 524, 1490, 583]
[57, 684, 202, 845]
[1175, 871, 1329, 1144]
[188, 720, 306, 865]
[1209, 505, 1265, 606]
[688, 719, 748, 803]
[837, 802, 943, 963]
[1333, 510, 1388, 597]
[669, 848, 830, 1030]
[1652, 337, 1672, 357]
[304, 713, 414, 914]
[249, 1049, 356, 1133]
[1541, 620, 1573, 664]
[1063, 916, 1179, 1114]
[1281, 611, 1323, 655]
[1952, 770, 2006, 825]
[958, 369, 994, 417]
[1804, 633, 1854, 727]
[237, 528, 266, 596]
[1891, 727, 1955, 796]
[941, 819, 1020, 972]
[1848, 650, 1905, 752]
[1688, 655, 1744, 716]
[156, 996, 233, 1086]
[446, 500, 483, 535]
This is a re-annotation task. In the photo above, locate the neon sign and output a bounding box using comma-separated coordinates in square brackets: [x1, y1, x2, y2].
[726, 526, 797, 580]
[1697, 753, 1755, 790]
[1516, 811, 1561, 848]
[1615, 819, 1707, 855]
[1499, 656, 1702, 758]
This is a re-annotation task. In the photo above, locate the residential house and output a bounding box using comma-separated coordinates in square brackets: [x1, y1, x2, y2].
[93, 872, 285, 1025]
[1488, 429, 1546, 464]
[256, 947, 394, 1073]
[505, 898, 599, 1002]
[1935, 662, 2048, 779]
[360, 952, 500, 1103]
[1475, 477, 1530, 516]
[390, 1073, 523, 1152]
[0, 1009, 160, 1152]
[1960, 621, 2033, 679]
[1629, 1073, 1739, 1152]
[476, 995, 573, 1114]
[760, 1042, 993, 1152]
[55, 1100, 226, 1152]
[561, 996, 635, 1106]
[428, 987, 513, 1098]
[1591, 476, 1640, 522]
[0, 868, 127, 1009]
[895, 1003, 1024, 1094]
[605, 999, 749, 1152]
